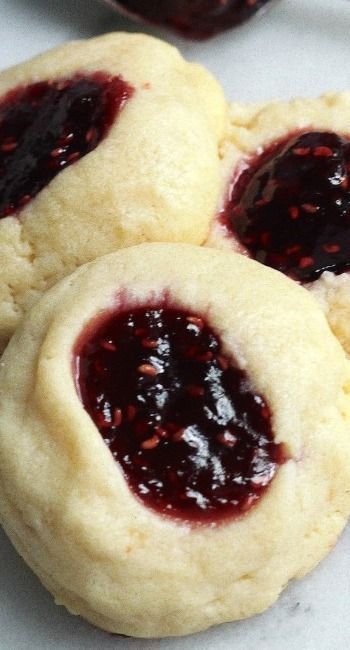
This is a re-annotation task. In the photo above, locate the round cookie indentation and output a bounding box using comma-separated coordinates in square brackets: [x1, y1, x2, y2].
[75, 305, 285, 523]
[115, 0, 274, 39]
[0, 73, 133, 219]
[225, 131, 350, 283]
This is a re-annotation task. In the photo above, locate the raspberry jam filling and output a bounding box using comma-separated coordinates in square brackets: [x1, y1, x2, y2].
[225, 131, 350, 283]
[115, 0, 273, 39]
[75, 306, 285, 523]
[0, 73, 133, 219]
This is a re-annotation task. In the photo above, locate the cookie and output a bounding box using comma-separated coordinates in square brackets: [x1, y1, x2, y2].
[106, 0, 275, 39]
[0, 32, 226, 352]
[207, 93, 350, 355]
[0, 243, 349, 638]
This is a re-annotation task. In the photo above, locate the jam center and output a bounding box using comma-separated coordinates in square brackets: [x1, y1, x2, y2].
[115, 0, 273, 39]
[75, 306, 284, 523]
[0, 73, 133, 219]
[225, 131, 350, 283]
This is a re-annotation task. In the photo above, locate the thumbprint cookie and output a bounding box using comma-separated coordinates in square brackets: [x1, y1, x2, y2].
[0, 33, 226, 352]
[209, 93, 350, 356]
[0, 243, 349, 637]
[106, 0, 277, 40]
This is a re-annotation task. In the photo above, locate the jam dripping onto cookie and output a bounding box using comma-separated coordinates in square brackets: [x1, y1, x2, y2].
[75, 306, 285, 523]
[115, 0, 273, 39]
[0, 73, 133, 219]
[225, 131, 350, 283]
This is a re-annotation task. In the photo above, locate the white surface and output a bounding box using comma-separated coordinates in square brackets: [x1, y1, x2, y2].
[0, 0, 350, 648]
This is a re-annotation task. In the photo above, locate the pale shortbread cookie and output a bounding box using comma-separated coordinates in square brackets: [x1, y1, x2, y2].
[0, 243, 350, 637]
[309, 272, 350, 357]
[0, 32, 226, 352]
[207, 93, 350, 355]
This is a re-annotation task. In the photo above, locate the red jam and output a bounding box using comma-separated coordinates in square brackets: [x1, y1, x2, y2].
[75, 306, 285, 523]
[225, 131, 350, 283]
[0, 74, 133, 219]
[115, 0, 274, 39]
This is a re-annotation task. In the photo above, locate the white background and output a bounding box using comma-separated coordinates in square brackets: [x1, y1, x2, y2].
[0, 0, 350, 648]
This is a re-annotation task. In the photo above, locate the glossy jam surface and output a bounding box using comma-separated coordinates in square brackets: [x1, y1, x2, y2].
[75, 306, 284, 523]
[226, 131, 350, 283]
[0, 73, 133, 219]
[116, 0, 273, 39]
